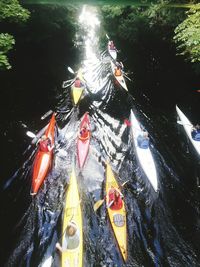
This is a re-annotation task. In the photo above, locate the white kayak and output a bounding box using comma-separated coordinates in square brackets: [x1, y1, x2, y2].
[176, 105, 200, 156]
[110, 61, 128, 91]
[130, 110, 158, 191]
[108, 41, 117, 60]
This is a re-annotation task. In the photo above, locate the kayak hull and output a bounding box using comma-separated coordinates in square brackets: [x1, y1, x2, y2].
[71, 69, 85, 105]
[108, 47, 117, 60]
[105, 163, 127, 262]
[110, 61, 128, 91]
[32, 113, 56, 195]
[77, 112, 91, 168]
[130, 110, 158, 191]
[176, 105, 200, 156]
[62, 169, 83, 267]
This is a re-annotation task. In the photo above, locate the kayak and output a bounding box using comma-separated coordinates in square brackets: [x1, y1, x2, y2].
[31, 113, 56, 195]
[110, 61, 128, 91]
[105, 163, 127, 262]
[108, 41, 117, 60]
[71, 68, 85, 105]
[61, 169, 83, 267]
[77, 112, 91, 168]
[176, 105, 200, 156]
[130, 110, 158, 191]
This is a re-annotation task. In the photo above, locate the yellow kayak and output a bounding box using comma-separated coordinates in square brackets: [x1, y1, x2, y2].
[105, 163, 127, 262]
[71, 69, 85, 105]
[61, 169, 83, 267]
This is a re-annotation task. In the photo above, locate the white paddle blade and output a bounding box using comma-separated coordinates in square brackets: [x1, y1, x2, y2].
[26, 131, 36, 138]
[40, 256, 53, 267]
[67, 66, 75, 74]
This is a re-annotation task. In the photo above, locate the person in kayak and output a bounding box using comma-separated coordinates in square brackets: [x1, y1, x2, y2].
[79, 122, 90, 140]
[114, 62, 123, 77]
[108, 187, 123, 210]
[74, 77, 83, 88]
[38, 135, 54, 152]
[56, 221, 80, 252]
[191, 124, 200, 141]
[109, 40, 116, 50]
[137, 130, 149, 149]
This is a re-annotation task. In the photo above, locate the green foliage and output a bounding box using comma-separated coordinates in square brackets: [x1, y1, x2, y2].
[0, 0, 30, 23]
[0, 0, 30, 70]
[174, 3, 200, 63]
[0, 33, 15, 70]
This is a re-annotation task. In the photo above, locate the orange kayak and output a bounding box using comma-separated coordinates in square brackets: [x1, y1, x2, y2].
[31, 113, 56, 195]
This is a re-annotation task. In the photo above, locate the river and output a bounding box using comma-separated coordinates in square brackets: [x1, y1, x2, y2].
[0, 4, 200, 267]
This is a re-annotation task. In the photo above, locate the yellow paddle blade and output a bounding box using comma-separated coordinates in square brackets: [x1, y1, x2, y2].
[93, 199, 104, 212]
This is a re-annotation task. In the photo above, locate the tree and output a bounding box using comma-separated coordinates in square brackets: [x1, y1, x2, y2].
[174, 3, 200, 63]
[0, 0, 30, 70]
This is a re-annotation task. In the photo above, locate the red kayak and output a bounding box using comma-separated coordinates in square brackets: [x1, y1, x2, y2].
[77, 112, 91, 168]
[31, 113, 56, 195]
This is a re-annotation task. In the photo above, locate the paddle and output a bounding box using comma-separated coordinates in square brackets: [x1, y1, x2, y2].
[68, 66, 75, 75]
[106, 34, 110, 40]
[123, 72, 132, 82]
[41, 110, 53, 120]
[93, 180, 129, 212]
[40, 256, 53, 267]
[26, 131, 36, 138]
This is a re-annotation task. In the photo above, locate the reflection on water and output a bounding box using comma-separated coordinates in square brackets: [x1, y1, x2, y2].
[1, 4, 200, 267]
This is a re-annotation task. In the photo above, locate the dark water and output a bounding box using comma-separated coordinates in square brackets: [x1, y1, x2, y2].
[1, 5, 200, 267]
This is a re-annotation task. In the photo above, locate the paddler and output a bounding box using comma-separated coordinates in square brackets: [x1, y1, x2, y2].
[109, 40, 116, 50]
[74, 77, 83, 88]
[108, 187, 123, 210]
[137, 130, 149, 149]
[56, 221, 80, 252]
[38, 134, 54, 152]
[79, 122, 90, 140]
[114, 62, 123, 77]
[191, 124, 200, 141]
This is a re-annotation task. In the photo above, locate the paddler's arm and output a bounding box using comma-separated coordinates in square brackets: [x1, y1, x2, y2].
[55, 242, 63, 253]
[107, 200, 114, 208]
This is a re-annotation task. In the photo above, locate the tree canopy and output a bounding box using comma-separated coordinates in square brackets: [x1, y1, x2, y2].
[174, 3, 200, 63]
[0, 0, 30, 70]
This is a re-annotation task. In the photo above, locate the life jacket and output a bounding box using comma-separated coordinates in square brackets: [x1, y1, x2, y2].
[115, 68, 122, 77]
[108, 190, 123, 210]
[79, 128, 90, 140]
[137, 135, 149, 149]
[39, 138, 51, 152]
[74, 79, 81, 88]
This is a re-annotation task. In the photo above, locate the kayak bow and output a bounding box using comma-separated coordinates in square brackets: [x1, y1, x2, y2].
[77, 112, 91, 168]
[176, 105, 200, 156]
[31, 113, 56, 195]
[61, 169, 83, 267]
[71, 69, 85, 105]
[105, 163, 127, 262]
[130, 110, 158, 191]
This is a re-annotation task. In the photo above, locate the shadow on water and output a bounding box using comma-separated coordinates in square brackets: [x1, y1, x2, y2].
[1, 4, 200, 267]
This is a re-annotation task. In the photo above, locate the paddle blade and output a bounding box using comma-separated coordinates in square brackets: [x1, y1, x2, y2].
[40, 256, 53, 267]
[67, 66, 75, 74]
[41, 110, 53, 120]
[93, 199, 104, 212]
[26, 131, 36, 138]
